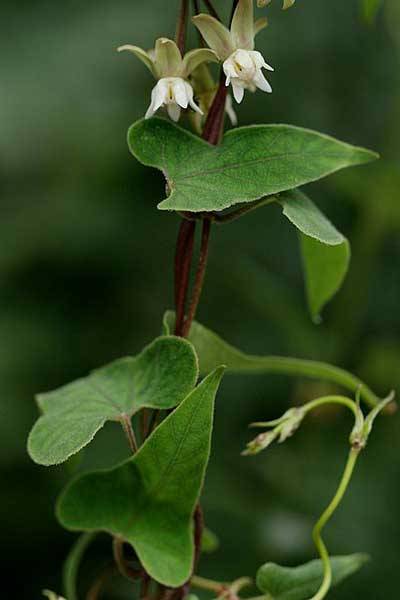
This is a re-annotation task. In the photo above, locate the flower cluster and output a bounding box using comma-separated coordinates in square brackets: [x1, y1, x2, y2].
[242, 407, 305, 455]
[118, 0, 274, 124]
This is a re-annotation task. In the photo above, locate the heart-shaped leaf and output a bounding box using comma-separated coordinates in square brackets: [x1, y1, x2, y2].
[256, 554, 369, 600]
[128, 118, 378, 213]
[28, 336, 198, 466]
[163, 313, 383, 408]
[57, 367, 224, 587]
[279, 190, 350, 320]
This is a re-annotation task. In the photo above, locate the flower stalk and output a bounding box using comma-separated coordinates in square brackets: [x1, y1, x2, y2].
[244, 393, 394, 599]
[309, 447, 360, 600]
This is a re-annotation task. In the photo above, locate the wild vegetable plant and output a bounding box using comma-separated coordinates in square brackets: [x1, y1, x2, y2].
[28, 1, 394, 599]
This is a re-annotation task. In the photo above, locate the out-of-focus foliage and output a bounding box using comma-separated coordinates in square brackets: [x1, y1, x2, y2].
[362, 0, 383, 24]
[0, 1, 399, 598]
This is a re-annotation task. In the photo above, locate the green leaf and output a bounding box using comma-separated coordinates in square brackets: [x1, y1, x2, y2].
[57, 367, 225, 587]
[201, 527, 220, 553]
[279, 190, 350, 320]
[28, 336, 198, 466]
[128, 118, 378, 213]
[256, 554, 369, 600]
[63, 533, 98, 600]
[163, 312, 383, 409]
[279, 190, 345, 245]
[301, 235, 350, 322]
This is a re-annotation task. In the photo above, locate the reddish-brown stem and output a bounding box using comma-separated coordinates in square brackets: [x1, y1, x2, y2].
[193, 504, 205, 570]
[202, 73, 228, 145]
[174, 220, 196, 336]
[140, 573, 151, 600]
[86, 565, 116, 600]
[182, 219, 211, 337]
[176, 0, 189, 54]
[112, 538, 142, 582]
[140, 408, 150, 443]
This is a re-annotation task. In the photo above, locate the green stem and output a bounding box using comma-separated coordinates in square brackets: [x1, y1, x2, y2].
[120, 414, 138, 454]
[213, 196, 278, 224]
[264, 358, 381, 410]
[191, 575, 223, 593]
[309, 447, 360, 600]
[63, 532, 98, 600]
[228, 355, 381, 409]
[303, 395, 359, 419]
[191, 575, 252, 596]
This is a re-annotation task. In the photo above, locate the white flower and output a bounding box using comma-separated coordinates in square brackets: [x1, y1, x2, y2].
[145, 77, 202, 122]
[223, 49, 273, 103]
[118, 37, 218, 122]
[193, 0, 274, 104]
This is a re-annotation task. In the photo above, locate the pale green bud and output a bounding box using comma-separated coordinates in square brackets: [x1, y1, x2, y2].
[43, 591, 67, 600]
[243, 407, 305, 455]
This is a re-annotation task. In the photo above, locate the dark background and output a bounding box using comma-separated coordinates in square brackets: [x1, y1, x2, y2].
[1, 0, 399, 597]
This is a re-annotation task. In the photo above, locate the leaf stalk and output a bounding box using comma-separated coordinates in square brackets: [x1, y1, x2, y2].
[120, 414, 138, 454]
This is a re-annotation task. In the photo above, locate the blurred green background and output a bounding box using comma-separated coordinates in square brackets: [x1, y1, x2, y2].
[1, 0, 399, 598]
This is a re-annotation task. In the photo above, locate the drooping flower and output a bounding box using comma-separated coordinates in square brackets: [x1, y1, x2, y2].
[193, 0, 273, 104]
[145, 77, 201, 121]
[118, 37, 218, 121]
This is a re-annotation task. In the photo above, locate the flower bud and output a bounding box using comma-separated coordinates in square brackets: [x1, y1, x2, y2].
[43, 591, 66, 600]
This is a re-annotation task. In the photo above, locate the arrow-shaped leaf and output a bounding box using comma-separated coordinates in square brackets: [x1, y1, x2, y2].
[57, 367, 225, 587]
[256, 554, 369, 600]
[128, 118, 378, 213]
[28, 336, 198, 466]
